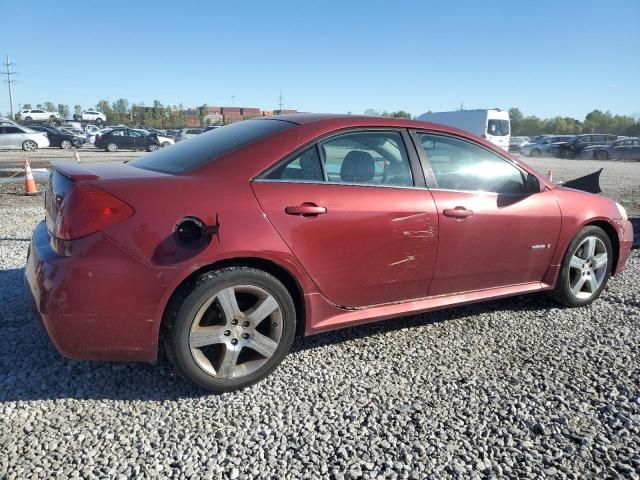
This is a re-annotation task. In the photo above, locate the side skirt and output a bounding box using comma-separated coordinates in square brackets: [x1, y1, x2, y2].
[306, 282, 552, 335]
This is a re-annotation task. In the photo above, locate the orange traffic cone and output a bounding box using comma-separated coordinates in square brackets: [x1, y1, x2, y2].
[547, 169, 553, 182]
[73, 148, 80, 162]
[23, 159, 39, 195]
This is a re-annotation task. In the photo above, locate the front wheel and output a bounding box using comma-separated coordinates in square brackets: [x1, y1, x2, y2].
[60, 139, 72, 149]
[595, 150, 609, 160]
[106, 142, 118, 152]
[164, 267, 297, 392]
[22, 140, 38, 152]
[148, 143, 160, 152]
[548, 226, 612, 307]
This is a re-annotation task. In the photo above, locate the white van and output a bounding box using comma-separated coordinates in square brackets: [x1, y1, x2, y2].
[418, 109, 511, 150]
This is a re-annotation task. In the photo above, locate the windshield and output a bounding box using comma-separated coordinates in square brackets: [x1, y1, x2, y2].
[130, 119, 294, 174]
[487, 119, 510, 136]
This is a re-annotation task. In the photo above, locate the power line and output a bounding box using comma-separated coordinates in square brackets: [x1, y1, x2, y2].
[2, 55, 17, 119]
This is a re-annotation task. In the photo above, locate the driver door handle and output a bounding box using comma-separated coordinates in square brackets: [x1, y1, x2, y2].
[285, 203, 327, 216]
[443, 206, 473, 219]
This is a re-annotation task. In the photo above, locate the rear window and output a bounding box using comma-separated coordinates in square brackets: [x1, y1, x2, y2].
[130, 119, 294, 174]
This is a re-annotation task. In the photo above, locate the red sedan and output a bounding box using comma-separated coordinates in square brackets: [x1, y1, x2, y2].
[25, 114, 634, 392]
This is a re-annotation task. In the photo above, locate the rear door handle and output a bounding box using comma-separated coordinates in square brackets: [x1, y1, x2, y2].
[443, 206, 473, 219]
[285, 203, 327, 216]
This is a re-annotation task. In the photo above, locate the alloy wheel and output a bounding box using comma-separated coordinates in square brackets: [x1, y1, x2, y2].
[189, 285, 283, 379]
[568, 236, 608, 300]
[61, 140, 72, 149]
[23, 141, 36, 151]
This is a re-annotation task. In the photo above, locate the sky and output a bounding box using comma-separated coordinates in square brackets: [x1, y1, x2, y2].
[1, 0, 639, 120]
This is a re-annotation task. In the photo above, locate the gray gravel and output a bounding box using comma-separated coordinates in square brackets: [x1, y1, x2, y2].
[1, 181, 639, 478]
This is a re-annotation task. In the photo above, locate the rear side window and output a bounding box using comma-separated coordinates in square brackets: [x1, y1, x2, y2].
[131, 119, 294, 174]
[264, 147, 324, 182]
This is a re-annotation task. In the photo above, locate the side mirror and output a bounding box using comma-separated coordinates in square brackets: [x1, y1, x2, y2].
[525, 173, 541, 193]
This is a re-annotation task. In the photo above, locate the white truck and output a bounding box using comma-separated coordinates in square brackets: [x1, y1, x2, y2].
[418, 109, 511, 151]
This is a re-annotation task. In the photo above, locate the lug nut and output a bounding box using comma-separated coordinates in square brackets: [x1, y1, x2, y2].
[231, 319, 238, 325]
[242, 333, 250, 339]
[242, 321, 250, 328]
[224, 330, 231, 336]
[231, 338, 238, 345]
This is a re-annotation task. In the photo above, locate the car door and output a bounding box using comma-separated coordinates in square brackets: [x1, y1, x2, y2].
[252, 129, 439, 308]
[412, 130, 561, 296]
[610, 140, 629, 159]
[629, 139, 640, 160]
[118, 129, 135, 149]
[128, 130, 145, 150]
[1, 126, 26, 149]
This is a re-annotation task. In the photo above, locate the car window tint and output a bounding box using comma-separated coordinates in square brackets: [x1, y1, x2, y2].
[319, 131, 413, 187]
[417, 133, 525, 194]
[263, 147, 324, 182]
[111, 130, 125, 136]
[130, 130, 143, 137]
[4, 126, 21, 134]
[131, 119, 293, 174]
[592, 135, 605, 142]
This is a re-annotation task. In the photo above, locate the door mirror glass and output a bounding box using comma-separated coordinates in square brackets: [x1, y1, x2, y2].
[525, 173, 541, 194]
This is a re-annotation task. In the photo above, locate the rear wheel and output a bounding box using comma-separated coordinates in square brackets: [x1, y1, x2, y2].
[595, 150, 609, 160]
[22, 140, 38, 152]
[148, 143, 160, 152]
[549, 226, 612, 307]
[106, 142, 118, 152]
[164, 267, 296, 392]
[24, 116, 33, 124]
[530, 148, 541, 157]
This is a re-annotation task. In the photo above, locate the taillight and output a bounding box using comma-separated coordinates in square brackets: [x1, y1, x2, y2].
[53, 183, 134, 240]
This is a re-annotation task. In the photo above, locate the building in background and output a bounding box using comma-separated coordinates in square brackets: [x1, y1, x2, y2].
[181, 105, 299, 127]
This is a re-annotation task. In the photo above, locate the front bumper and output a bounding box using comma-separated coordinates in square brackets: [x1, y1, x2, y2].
[615, 219, 634, 275]
[24, 221, 175, 361]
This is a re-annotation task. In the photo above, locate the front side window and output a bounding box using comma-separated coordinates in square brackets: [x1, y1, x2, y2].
[111, 130, 125, 137]
[487, 119, 510, 136]
[320, 131, 413, 187]
[417, 133, 525, 194]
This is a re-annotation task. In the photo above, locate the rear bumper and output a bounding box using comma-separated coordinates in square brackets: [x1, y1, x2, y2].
[24, 221, 177, 361]
[615, 219, 634, 275]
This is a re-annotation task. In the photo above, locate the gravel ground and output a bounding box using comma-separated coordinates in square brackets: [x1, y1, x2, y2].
[0, 161, 639, 479]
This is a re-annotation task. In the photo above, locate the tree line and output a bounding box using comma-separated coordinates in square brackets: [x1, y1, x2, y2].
[509, 108, 640, 137]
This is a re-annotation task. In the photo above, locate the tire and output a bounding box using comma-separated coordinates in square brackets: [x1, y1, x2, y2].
[164, 267, 297, 392]
[96, 118, 104, 126]
[49, 115, 57, 123]
[548, 226, 612, 307]
[22, 140, 38, 152]
[595, 150, 609, 160]
[161, 141, 170, 147]
[530, 148, 541, 157]
[60, 139, 72, 149]
[148, 144, 160, 152]
[106, 142, 118, 152]
[24, 116, 33, 124]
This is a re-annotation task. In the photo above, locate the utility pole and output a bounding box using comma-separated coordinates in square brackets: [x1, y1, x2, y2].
[278, 91, 284, 113]
[231, 95, 235, 105]
[2, 55, 17, 119]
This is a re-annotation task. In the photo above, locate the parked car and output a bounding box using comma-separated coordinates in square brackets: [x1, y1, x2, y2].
[134, 129, 175, 147]
[509, 136, 530, 152]
[175, 128, 204, 142]
[94, 127, 161, 152]
[555, 134, 618, 159]
[73, 110, 106, 125]
[0, 117, 20, 127]
[580, 137, 640, 160]
[29, 125, 84, 149]
[19, 109, 61, 123]
[24, 114, 633, 392]
[0, 124, 49, 151]
[204, 125, 221, 132]
[60, 127, 88, 141]
[520, 135, 573, 157]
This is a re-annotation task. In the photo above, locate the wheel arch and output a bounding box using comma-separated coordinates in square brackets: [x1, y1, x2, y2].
[159, 256, 307, 355]
[585, 219, 620, 275]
